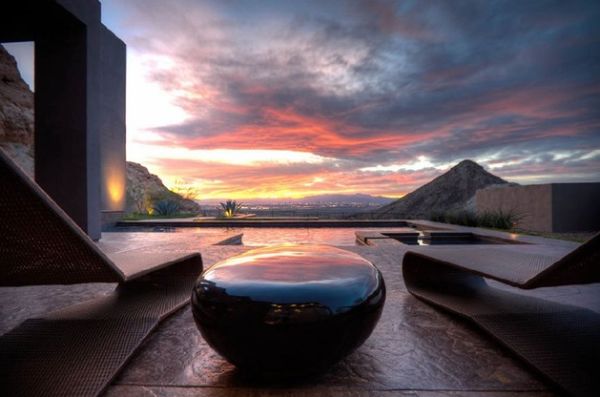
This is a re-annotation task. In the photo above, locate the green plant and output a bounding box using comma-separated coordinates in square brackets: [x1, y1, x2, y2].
[477, 209, 521, 229]
[152, 199, 180, 216]
[450, 210, 479, 226]
[121, 211, 197, 220]
[219, 200, 243, 218]
[428, 209, 520, 230]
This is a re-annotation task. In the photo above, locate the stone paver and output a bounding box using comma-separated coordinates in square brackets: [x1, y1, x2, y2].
[1, 231, 573, 396]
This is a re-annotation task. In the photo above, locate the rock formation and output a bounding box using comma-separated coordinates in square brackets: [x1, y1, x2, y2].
[366, 160, 510, 219]
[126, 161, 200, 214]
[0, 45, 34, 175]
[0, 44, 200, 215]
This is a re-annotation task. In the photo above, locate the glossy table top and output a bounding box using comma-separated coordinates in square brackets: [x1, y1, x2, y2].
[200, 244, 382, 311]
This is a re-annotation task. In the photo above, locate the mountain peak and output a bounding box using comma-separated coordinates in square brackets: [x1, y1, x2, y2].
[370, 159, 509, 219]
[454, 159, 481, 169]
[442, 159, 500, 181]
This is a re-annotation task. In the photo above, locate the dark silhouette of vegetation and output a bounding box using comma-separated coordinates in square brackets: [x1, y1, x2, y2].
[219, 200, 243, 218]
[430, 209, 520, 230]
[152, 199, 180, 216]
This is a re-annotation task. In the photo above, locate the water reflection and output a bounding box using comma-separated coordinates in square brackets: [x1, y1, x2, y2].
[201, 244, 380, 309]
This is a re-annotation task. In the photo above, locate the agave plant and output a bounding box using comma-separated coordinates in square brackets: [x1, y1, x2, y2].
[152, 199, 180, 216]
[219, 200, 243, 218]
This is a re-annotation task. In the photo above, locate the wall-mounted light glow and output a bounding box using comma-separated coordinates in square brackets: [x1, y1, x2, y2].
[102, 164, 126, 211]
[107, 176, 124, 204]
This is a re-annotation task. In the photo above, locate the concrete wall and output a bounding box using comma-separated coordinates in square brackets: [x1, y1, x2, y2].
[33, 11, 92, 234]
[99, 26, 126, 214]
[101, 210, 125, 231]
[476, 183, 600, 232]
[551, 183, 600, 232]
[1, 0, 126, 240]
[476, 185, 553, 232]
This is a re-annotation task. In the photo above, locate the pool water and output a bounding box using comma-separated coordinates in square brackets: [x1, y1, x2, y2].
[388, 233, 524, 245]
[113, 227, 417, 246]
[240, 227, 411, 246]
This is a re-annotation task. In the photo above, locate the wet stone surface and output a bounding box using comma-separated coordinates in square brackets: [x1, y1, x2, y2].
[0, 232, 558, 396]
[113, 240, 550, 395]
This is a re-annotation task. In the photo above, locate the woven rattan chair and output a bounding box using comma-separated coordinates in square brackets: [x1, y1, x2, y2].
[0, 149, 203, 396]
[402, 234, 600, 397]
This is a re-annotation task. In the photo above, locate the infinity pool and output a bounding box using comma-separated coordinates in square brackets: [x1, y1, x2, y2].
[239, 227, 415, 246]
[111, 227, 417, 246]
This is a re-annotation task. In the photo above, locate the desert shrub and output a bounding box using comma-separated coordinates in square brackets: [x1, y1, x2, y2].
[477, 209, 520, 229]
[451, 210, 479, 226]
[171, 179, 200, 200]
[431, 210, 479, 227]
[152, 199, 180, 216]
[429, 211, 446, 223]
[429, 209, 519, 230]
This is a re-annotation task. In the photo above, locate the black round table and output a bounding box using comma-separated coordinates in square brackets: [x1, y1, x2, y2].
[191, 244, 386, 377]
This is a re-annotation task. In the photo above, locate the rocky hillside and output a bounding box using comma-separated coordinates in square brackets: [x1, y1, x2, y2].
[0, 44, 200, 215]
[366, 160, 509, 219]
[0, 45, 34, 175]
[126, 162, 200, 214]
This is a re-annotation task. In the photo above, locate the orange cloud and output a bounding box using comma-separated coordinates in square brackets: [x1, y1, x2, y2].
[108, 0, 600, 200]
[155, 105, 445, 158]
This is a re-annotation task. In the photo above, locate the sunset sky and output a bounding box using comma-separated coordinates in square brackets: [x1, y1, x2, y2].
[7, 0, 600, 200]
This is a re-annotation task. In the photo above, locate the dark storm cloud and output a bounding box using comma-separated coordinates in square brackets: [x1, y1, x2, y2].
[108, 0, 600, 184]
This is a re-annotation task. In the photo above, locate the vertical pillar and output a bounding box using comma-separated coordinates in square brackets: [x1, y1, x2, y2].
[4, 0, 126, 240]
[98, 26, 127, 216]
[35, 15, 102, 239]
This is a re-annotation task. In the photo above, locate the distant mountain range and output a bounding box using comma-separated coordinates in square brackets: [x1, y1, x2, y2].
[291, 193, 394, 205]
[355, 159, 510, 219]
[197, 193, 395, 206]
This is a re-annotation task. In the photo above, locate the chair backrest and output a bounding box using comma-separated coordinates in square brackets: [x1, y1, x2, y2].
[526, 232, 600, 288]
[0, 149, 122, 286]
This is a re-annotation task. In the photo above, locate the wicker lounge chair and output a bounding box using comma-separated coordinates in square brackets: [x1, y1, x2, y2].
[402, 234, 600, 397]
[0, 149, 203, 396]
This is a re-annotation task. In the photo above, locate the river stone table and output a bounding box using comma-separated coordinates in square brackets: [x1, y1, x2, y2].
[191, 244, 386, 377]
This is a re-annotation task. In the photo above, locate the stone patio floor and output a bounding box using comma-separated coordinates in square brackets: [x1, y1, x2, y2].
[2, 231, 599, 396]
